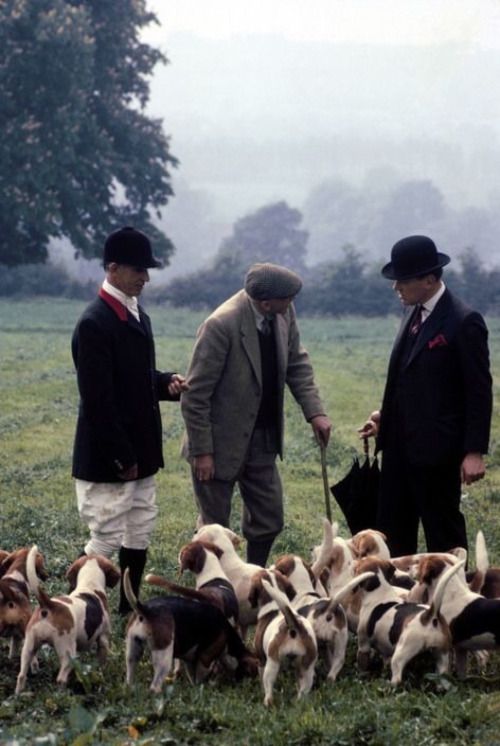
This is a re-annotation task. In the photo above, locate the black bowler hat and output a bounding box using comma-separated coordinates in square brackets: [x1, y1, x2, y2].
[381, 235, 450, 280]
[103, 226, 162, 268]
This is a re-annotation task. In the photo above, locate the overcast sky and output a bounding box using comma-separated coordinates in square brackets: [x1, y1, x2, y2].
[135, 1, 500, 272]
[144, 0, 500, 48]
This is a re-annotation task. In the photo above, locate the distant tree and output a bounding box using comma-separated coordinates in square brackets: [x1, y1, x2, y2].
[216, 201, 308, 275]
[372, 180, 447, 246]
[159, 201, 309, 309]
[0, 0, 176, 266]
[446, 248, 500, 314]
[300, 246, 393, 316]
[302, 180, 377, 264]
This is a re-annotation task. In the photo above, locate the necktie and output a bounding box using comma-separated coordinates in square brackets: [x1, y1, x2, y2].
[125, 297, 140, 321]
[260, 317, 272, 336]
[410, 305, 423, 335]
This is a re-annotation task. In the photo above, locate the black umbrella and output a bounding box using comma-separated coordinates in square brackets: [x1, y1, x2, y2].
[330, 438, 380, 534]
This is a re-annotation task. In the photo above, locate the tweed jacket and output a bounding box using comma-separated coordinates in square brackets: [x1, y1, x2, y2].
[181, 290, 326, 481]
[376, 288, 492, 466]
[72, 291, 176, 482]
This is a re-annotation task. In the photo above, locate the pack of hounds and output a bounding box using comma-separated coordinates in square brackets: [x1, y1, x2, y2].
[1, 522, 499, 706]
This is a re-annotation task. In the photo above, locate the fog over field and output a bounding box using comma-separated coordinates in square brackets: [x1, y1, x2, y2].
[53, 2, 500, 281]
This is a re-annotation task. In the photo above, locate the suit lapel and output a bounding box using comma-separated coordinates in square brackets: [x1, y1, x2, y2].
[273, 313, 288, 391]
[386, 307, 413, 379]
[240, 300, 262, 386]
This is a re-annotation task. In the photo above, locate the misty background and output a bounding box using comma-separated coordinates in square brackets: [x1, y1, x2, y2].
[49, 2, 500, 286]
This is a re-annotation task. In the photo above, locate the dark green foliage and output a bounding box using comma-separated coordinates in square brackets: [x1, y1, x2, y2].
[0, 0, 176, 266]
[155, 201, 309, 309]
[0, 263, 96, 299]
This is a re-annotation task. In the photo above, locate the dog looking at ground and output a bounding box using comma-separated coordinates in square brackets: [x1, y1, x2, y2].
[407, 553, 500, 678]
[192, 524, 264, 634]
[123, 567, 258, 694]
[248, 568, 317, 706]
[337, 556, 464, 685]
[145, 540, 239, 624]
[15, 547, 119, 693]
[272, 553, 348, 681]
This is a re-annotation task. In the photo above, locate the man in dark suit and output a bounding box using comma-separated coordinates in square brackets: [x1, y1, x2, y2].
[72, 226, 187, 612]
[360, 235, 492, 556]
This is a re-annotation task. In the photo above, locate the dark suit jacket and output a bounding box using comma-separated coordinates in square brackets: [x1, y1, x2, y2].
[376, 288, 492, 466]
[72, 290, 176, 482]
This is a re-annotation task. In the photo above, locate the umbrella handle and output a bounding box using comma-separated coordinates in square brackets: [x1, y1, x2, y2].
[320, 443, 333, 523]
[363, 436, 370, 457]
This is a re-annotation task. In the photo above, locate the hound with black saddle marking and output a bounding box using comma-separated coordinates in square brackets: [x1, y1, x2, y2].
[124, 568, 258, 693]
[337, 556, 464, 685]
[408, 553, 500, 677]
[273, 553, 348, 681]
[146, 539, 239, 624]
[15, 547, 119, 693]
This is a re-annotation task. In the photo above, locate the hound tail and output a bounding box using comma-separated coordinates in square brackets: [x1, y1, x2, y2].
[261, 577, 308, 637]
[311, 519, 338, 580]
[424, 559, 466, 623]
[122, 567, 149, 616]
[475, 530, 489, 575]
[26, 545, 52, 608]
[331, 571, 377, 606]
[145, 574, 209, 604]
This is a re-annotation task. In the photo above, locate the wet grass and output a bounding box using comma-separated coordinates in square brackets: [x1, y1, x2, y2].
[0, 298, 499, 744]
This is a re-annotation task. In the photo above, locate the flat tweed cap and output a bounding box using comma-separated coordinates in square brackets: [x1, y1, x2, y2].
[244, 262, 303, 300]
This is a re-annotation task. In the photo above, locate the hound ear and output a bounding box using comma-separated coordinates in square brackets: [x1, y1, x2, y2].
[35, 552, 49, 581]
[65, 560, 82, 592]
[98, 558, 120, 588]
[274, 571, 296, 600]
[225, 529, 242, 548]
[199, 541, 224, 560]
[383, 561, 396, 582]
[362, 572, 381, 592]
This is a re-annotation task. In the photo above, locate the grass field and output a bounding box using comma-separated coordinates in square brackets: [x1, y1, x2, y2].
[0, 297, 499, 745]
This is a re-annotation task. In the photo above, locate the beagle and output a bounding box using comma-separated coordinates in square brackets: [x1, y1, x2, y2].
[146, 540, 239, 624]
[272, 553, 348, 681]
[192, 524, 264, 634]
[337, 556, 464, 685]
[123, 568, 258, 693]
[15, 547, 120, 693]
[348, 529, 391, 560]
[391, 548, 467, 580]
[0, 547, 48, 660]
[408, 553, 500, 678]
[248, 569, 317, 706]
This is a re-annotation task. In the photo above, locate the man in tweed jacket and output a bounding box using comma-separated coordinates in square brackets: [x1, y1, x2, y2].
[181, 262, 331, 566]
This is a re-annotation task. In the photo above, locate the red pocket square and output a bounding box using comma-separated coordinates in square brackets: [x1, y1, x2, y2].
[428, 334, 448, 349]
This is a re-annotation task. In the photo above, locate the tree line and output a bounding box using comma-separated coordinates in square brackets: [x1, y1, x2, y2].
[1, 201, 499, 317]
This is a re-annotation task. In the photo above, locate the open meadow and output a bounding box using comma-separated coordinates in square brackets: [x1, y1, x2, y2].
[0, 298, 499, 745]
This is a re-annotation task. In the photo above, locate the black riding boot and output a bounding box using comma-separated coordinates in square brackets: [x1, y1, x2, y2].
[246, 537, 275, 567]
[118, 546, 147, 615]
